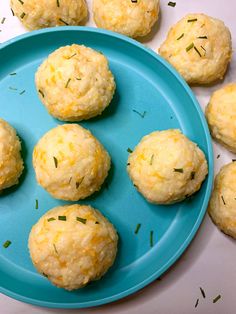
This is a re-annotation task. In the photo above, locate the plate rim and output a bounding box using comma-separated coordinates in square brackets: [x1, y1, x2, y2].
[0, 26, 214, 309]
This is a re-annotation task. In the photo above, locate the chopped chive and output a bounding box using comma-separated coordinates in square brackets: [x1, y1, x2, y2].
[18, 0, 24, 4]
[76, 217, 87, 224]
[197, 36, 207, 39]
[194, 46, 202, 57]
[127, 148, 133, 153]
[59, 18, 69, 25]
[76, 77, 81, 80]
[1, 17, 6, 24]
[3, 240, 11, 248]
[95, 221, 100, 224]
[127, 163, 130, 166]
[174, 168, 184, 173]
[217, 154, 220, 159]
[132, 109, 146, 118]
[58, 216, 66, 221]
[65, 78, 71, 88]
[177, 33, 184, 40]
[150, 230, 154, 247]
[53, 243, 58, 254]
[221, 195, 226, 205]
[134, 223, 141, 234]
[188, 18, 197, 22]
[200, 45, 206, 52]
[232, 159, 236, 162]
[53, 156, 58, 168]
[10, 72, 17, 76]
[213, 295, 221, 303]
[35, 199, 38, 209]
[186, 43, 194, 52]
[20, 12, 26, 19]
[11, 9, 15, 16]
[47, 217, 56, 222]
[131, 0, 138, 2]
[56, 0, 60, 7]
[190, 171, 196, 180]
[68, 53, 76, 59]
[76, 177, 84, 189]
[38, 89, 44, 98]
[195, 298, 199, 308]
[68, 177, 72, 184]
[42, 272, 48, 278]
[19, 90, 25, 95]
[9, 86, 17, 91]
[200, 287, 206, 298]
[168, 1, 176, 7]
[150, 154, 154, 165]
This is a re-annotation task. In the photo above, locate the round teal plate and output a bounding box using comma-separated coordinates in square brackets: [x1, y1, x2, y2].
[0, 27, 213, 309]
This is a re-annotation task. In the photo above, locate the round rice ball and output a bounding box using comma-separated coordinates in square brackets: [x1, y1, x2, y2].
[93, 0, 159, 38]
[28, 204, 118, 290]
[208, 162, 236, 239]
[0, 119, 24, 191]
[10, 0, 88, 30]
[35, 44, 116, 122]
[33, 124, 110, 201]
[206, 83, 236, 153]
[159, 14, 232, 84]
[127, 129, 208, 204]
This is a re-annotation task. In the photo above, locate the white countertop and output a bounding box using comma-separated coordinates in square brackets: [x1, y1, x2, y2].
[1, 0, 236, 313]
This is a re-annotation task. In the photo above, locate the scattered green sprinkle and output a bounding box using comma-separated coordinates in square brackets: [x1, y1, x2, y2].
[3, 240, 11, 248]
[47, 217, 56, 222]
[53, 156, 58, 168]
[18, 0, 24, 4]
[168, 1, 176, 7]
[35, 199, 38, 209]
[150, 231, 154, 247]
[174, 168, 184, 173]
[68, 53, 76, 59]
[217, 154, 220, 159]
[232, 159, 236, 162]
[56, 0, 60, 7]
[188, 18, 197, 22]
[1, 17, 6, 24]
[221, 195, 226, 205]
[68, 177, 72, 184]
[195, 298, 199, 308]
[127, 148, 133, 153]
[76, 77, 81, 80]
[194, 46, 202, 57]
[20, 12, 26, 19]
[190, 171, 196, 180]
[9, 86, 17, 91]
[76, 217, 87, 224]
[200, 287, 206, 298]
[95, 221, 100, 224]
[76, 177, 84, 189]
[59, 18, 69, 25]
[58, 216, 67, 221]
[42, 272, 48, 278]
[19, 90, 25, 95]
[150, 154, 154, 165]
[134, 223, 141, 234]
[213, 295, 221, 303]
[127, 163, 130, 166]
[53, 243, 58, 254]
[10, 72, 17, 76]
[197, 36, 208, 39]
[65, 78, 71, 88]
[11, 9, 15, 16]
[131, 0, 138, 2]
[38, 89, 44, 98]
[186, 43, 194, 52]
[201, 45, 206, 52]
[177, 33, 184, 40]
[132, 109, 146, 118]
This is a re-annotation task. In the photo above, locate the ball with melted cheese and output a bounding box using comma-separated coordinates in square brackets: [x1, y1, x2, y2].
[10, 0, 87, 30]
[127, 129, 208, 204]
[33, 124, 110, 201]
[93, 0, 159, 38]
[35, 44, 116, 122]
[0, 119, 24, 190]
[28, 204, 118, 290]
[159, 14, 232, 84]
[208, 162, 236, 238]
[206, 83, 236, 153]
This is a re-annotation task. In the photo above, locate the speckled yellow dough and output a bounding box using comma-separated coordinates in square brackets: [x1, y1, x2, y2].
[159, 14, 232, 84]
[29, 204, 118, 290]
[208, 162, 236, 239]
[10, 0, 88, 30]
[35, 45, 116, 122]
[33, 124, 110, 201]
[127, 129, 208, 204]
[93, 0, 159, 38]
[0, 119, 24, 191]
[206, 83, 236, 153]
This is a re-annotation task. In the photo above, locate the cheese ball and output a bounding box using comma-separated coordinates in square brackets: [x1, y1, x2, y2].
[0, 119, 24, 191]
[35, 45, 116, 122]
[10, 0, 87, 30]
[127, 129, 208, 204]
[33, 124, 110, 201]
[208, 162, 236, 238]
[93, 0, 159, 38]
[28, 204, 118, 290]
[159, 14, 232, 84]
[206, 84, 236, 153]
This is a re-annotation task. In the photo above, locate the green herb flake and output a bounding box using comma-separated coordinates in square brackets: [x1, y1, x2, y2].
[177, 33, 184, 40]
[131, 0, 138, 2]
[95, 221, 100, 224]
[186, 43, 194, 52]
[76, 177, 84, 189]
[42, 272, 48, 278]
[174, 168, 184, 173]
[187, 18, 198, 23]
[194, 46, 202, 57]
[9, 86, 17, 91]
[18, 0, 24, 4]
[47, 217, 56, 222]
[213, 295, 221, 303]
[68, 53, 76, 59]
[200, 287, 206, 298]
[132, 109, 146, 118]
[150, 230, 154, 247]
[1, 17, 6, 24]
[35, 199, 38, 209]
[19, 90, 25, 95]
[58, 216, 67, 221]
[201, 45, 206, 52]
[134, 223, 141, 234]
[38, 89, 44, 98]
[168, 1, 176, 7]
[3, 240, 11, 248]
[53, 243, 58, 254]
[59, 18, 69, 25]
[197, 36, 207, 39]
[20, 12, 26, 19]
[10, 72, 17, 76]
[150, 154, 154, 165]
[127, 148, 133, 153]
[76, 217, 87, 224]
[217, 154, 220, 159]
[195, 298, 199, 308]
[232, 159, 236, 162]
[56, 0, 60, 7]
[221, 195, 226, 205]
[76, 77, 81, 80]
[65, 78, 71, 88]
[53, 156, 58, 168]
[68, 177, 72, 184]
[11, 9, 15, 16]
[190, 171, 195, 180]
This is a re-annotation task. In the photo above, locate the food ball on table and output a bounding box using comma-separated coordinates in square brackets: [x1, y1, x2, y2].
[206, 83, 236, 153]
[28, 204, 118, 290]
[35, 44, 116, 122]
[10, 0, 88, 30]
[93, 0, 159, 38]
[0, 118, 24, 191]
[127, 129, 208, 204]
[33, 124, 110, 201]
[159, 14, 232, 84]
[208, 162, 236, 239]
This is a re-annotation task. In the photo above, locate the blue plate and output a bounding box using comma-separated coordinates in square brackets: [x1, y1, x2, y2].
[0, 27, 213, 308]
